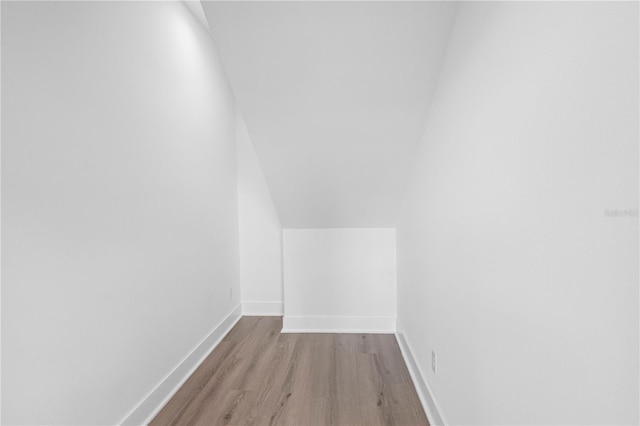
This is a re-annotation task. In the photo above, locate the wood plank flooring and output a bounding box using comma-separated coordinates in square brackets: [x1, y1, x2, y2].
[151, 317, 428, 426]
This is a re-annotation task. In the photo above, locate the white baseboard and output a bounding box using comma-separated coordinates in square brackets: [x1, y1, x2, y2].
[242, 301, 284, 316]
[120, 304, 242, 426]
[282, 315, 395, 333]
[395, 319, 448, 426]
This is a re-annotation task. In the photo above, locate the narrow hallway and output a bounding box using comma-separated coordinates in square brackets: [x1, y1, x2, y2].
[151, 317, 427, 426]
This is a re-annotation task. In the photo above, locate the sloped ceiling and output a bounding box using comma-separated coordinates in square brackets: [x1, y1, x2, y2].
[203, 1, 457, 228]
[183, 0, 211, 31]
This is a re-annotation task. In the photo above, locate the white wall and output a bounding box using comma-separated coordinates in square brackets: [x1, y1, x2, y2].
[236, 115, 284, 315]
[283, 228, 396, 332]
[1, 2, 240, 424]
[396, 2, 639, 425]
[0, 2, 4, 423]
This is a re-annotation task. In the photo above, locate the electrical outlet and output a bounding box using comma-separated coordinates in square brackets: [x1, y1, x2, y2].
[431, 350, 437, 374]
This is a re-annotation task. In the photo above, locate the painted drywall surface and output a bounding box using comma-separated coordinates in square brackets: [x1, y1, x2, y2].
[236, 114, 284, 313]
[283, 229, 396, 331]
[397, 2, 639, 424]
[182, 0, 210, 32]
[2, 2, 240, 424]
[204, 2, 457, 228]
[0, 2, 3, 423]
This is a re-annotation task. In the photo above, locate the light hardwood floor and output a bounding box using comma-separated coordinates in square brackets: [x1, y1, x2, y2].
[151, 316, 428, 426]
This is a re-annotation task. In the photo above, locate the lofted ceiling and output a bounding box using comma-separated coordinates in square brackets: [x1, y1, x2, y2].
[202, 1, 457, 228]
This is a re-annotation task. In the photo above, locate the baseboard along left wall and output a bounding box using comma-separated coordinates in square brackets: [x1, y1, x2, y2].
[120, 305, 242, 425]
